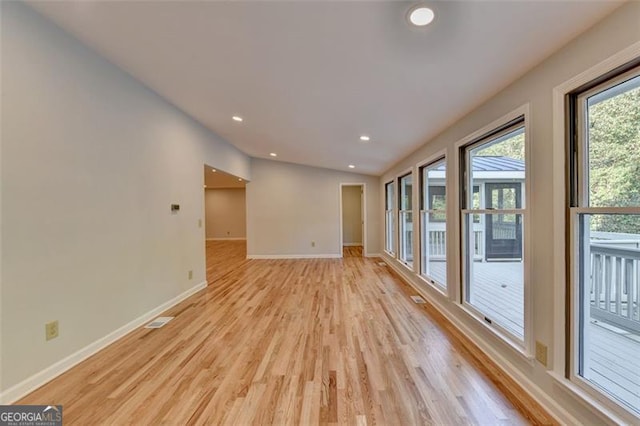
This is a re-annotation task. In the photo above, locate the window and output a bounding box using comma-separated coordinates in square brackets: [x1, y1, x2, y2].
[420, 158, 447, 289]
[385, 181, 395, 254]
[570, 65, 640, 415]
[462, 119, 527, 345]
[398, 173, 413, 267]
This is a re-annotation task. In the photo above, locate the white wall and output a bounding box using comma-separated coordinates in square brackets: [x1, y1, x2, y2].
[0, 2, 250, 395]
[379, 2, 640, 424]
[247, 159, 379, 257]
[204, 189, 246, 239]
[341, 186, 362, 245]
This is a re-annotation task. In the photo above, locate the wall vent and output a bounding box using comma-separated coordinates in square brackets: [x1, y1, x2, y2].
[144, 316, 174, 329]
[410, 295, 426, 304]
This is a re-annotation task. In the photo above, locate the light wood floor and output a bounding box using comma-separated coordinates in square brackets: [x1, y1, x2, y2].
[19, 241, 555, 425]
[342, 246, 362, 258]
[206, 240, 249, 284]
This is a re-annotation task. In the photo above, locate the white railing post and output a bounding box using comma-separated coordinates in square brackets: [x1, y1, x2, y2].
[590, 243, 640, 333]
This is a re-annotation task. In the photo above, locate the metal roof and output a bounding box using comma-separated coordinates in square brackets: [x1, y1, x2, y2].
[434, 156, 524, 172]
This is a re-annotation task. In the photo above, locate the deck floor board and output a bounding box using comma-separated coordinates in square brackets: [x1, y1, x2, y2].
[425, 260, 640, 411]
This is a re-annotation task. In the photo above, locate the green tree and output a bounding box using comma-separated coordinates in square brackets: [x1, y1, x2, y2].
[478, 132, 524, 160]
[588, 83, 640, 233]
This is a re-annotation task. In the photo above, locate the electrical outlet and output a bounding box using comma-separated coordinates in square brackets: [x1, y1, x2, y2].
[535, 341, 548, 366]
[311, 241, 315, 247]
[188, 270, 193, 280]
[45, 320, 59, 341]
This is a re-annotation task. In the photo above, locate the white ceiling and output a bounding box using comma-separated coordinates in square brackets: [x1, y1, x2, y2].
[28, 1, 622, 176]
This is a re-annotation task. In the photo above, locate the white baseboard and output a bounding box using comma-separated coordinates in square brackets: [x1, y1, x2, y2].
[206, 237, 246, 241]
[365, 253, 381, 258]
[0, 281, 207, 404]
[381, 255, 577, 426]
[247, 254, 341, 259]
[342, 243, 362, 247]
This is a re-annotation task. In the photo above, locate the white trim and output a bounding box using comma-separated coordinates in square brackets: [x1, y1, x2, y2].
[552, 40, 640, 424]
[416, 150, 449, 294]
[206, 237, 246, 241]
[339, 183, 368, 256]
[381, 253, 577, 425]
[246, 254, 341, 259]
[398, 259, 414, 272]
[411, 166, 420, 275]
[342, 242, 363, 247]
[548, 372, 636, 425]
[455, 103, 533, 357]
[469, 171, 525, 179]
[383, 180, 397, 256]
[397, 168, 415, 267]
[461, 208, 524, 215]
[416, 149, 447, 170]
[0, 281, 207, 404]
[396, 166, 415, 179]
[427, 171, 526, 180]
[417, 274, 447, 297]
[454, 104, 530, 150]
[460, 300, 531, 359]
[571, 206, 640, 215]
[451, 142, 462, 305]
[365, 253, 381, 258]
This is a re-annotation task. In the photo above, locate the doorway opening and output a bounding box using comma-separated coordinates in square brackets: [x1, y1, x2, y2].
[340, 183, 366, 258]
[484, 182, 522, 260]
[203, 165, 247, 284]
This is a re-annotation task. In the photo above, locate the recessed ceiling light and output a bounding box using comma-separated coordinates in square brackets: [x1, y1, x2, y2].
[232, 116, 243, 122]
[359, 135, 370, 142]
[270, 152, 277, 157]
[408, 6, 435, 27]
[211, 169, 217, 172]
[348, 164, 355, 169]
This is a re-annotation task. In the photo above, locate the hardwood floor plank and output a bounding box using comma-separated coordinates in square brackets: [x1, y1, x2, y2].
[17, 241, 555, 425]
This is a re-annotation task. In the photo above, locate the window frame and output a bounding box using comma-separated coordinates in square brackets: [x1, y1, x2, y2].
[384, 180, 396, 256]
[566, 63, 640, 419]
[397, 170, 415, 269]
[418, 152, 448, 292]
[455, 105, 533, 357]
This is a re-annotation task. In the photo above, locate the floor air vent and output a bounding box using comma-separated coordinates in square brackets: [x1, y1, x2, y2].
[377, 262, 387, 266]
[410, 296, 426, 304]
[144, 316, 174, 329]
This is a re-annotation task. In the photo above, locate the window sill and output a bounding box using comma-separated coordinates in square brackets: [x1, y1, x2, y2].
[547, 371, 639, 425]
[417, 274, 447, 297]
[398, 261, 414, 272]
[457, 303, 534, 366]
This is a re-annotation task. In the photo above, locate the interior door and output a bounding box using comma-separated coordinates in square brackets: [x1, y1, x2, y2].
[485, 183, 522, 260]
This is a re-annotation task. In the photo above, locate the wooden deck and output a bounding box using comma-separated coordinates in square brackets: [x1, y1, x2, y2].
[428, 262, 523, 338]
[427, 261, 640, 411]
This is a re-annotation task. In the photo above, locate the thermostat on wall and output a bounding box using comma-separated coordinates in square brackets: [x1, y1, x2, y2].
[171, 204, 180, 212]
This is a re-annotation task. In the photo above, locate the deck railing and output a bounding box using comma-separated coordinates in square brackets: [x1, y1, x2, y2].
[590, 243, 640, 333]
[425, 228, 640, 334]
[428, 230, 483, 259]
